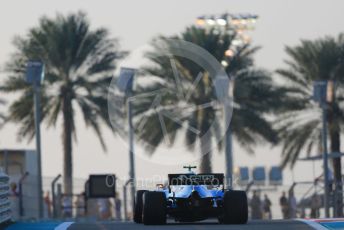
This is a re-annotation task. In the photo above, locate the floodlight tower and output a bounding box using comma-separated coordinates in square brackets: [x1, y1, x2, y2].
[196, 13, 258, 66]
[196, 12, 259, 189]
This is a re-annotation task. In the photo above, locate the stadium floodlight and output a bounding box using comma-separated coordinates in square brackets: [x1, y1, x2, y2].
[225, 49, 235, 57]
[216, 14, 227, 26]
[221, 60, 229, 67]
[231, 39, 243, 47]
[196, 16, 206, 26]
[206, 16, 216, 25]
[216, 18, 227, 26]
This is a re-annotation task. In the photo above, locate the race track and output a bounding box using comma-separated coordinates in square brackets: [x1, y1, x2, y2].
[68, 220, 314, 230]
[6, 220, 320, 230]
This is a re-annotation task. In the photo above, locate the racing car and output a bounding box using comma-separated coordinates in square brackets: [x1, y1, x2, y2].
[134, 166, 248, 225]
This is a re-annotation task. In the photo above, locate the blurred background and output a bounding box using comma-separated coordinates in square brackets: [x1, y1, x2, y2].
[0, 0, 343, 222]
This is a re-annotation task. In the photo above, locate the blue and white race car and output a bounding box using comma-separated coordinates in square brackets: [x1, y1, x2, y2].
[134, 166, 248, 225]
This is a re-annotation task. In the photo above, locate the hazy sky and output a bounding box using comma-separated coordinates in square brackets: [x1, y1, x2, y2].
[0, 0, 343, 189]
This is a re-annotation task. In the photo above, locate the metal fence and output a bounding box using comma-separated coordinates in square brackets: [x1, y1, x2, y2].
[0, 171, 11, 224]
[8, 174, 343, 221]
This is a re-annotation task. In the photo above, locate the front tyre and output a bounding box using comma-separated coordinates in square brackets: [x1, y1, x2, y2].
[222, 190, 248, 224]
[142, 191, 167, 225]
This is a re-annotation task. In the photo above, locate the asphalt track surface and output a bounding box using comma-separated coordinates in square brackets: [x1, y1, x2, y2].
[67, 220, 314, 230]
[6, 219, 322, 230]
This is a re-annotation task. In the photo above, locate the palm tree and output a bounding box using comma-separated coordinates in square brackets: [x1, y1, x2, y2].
[133, 27, 283, 173]
[1, 12, 126, 194]
[276, 34, 344, 216]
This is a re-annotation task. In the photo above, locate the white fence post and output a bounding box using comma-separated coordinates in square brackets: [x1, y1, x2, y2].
[0, 171, 11, 224]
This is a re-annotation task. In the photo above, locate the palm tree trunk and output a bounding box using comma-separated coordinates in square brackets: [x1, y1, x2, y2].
[200, 151, 212, 173]
[62, 92, 73, 195]
[199, 111, 213, 173]
[199, 134, 212, 173]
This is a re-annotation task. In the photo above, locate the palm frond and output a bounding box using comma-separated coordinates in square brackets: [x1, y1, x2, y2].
[277, 34, 344, 168]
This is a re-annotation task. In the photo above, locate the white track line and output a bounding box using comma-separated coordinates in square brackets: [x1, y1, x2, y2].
[297, 219, 328, 230]
[54, 222, 74, 230]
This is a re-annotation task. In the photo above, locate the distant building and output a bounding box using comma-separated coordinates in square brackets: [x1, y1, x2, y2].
[0, 149, 40, 220]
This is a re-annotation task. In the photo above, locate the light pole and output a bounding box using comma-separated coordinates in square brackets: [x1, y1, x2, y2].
[117, 67, 137, 214]
[25, 60, 44, 218]
[322, 104, 330, 218]
[313, 80, 333, 218]
[215, 76, 232, 189]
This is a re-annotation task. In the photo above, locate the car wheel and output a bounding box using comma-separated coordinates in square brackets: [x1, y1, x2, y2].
[222, 190, 248, 224]
[142, 191, 167, 225]
[134, 190, 147, 223]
